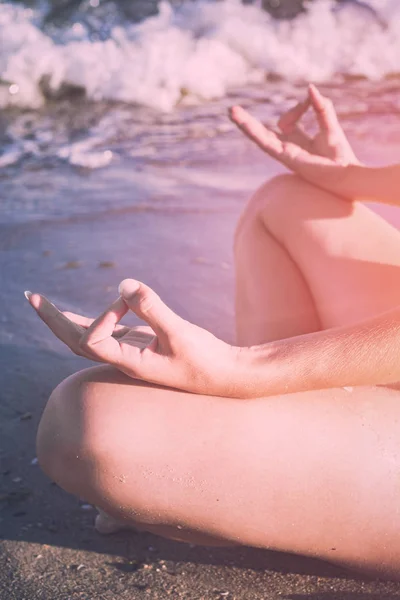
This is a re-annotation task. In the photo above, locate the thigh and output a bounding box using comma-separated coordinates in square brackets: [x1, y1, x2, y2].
[43, 365, 400, 573]
[258, 175, 400, 328]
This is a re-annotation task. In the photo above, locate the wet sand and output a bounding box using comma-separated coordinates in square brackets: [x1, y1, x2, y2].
[3, 164, 400, 599]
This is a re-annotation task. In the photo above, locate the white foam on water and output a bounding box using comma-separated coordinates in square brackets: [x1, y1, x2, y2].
[57, 137, 114, 168]
[1, 0, 400, 112]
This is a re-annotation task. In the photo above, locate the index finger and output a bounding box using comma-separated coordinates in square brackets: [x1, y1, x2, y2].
[278, 97, 310, 134]
[78, 296, 130, 363]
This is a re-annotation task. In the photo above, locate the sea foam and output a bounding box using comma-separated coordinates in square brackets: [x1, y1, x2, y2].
[1, 0, 400, 111]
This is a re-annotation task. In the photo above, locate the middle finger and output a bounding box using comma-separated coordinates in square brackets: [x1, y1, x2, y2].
[278, 97, 310, 134]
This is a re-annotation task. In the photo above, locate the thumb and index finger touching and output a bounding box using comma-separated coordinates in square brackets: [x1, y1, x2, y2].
[228, 84, 343, 161]
[26, 279, 181, 369]
[279, 84, 342, 138]
[82, 279, 181, 362]
[118, 279, 181, 337]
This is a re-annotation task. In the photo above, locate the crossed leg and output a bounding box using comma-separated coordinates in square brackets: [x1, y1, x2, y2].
[235, 174, 400, 345]
[37, 175, 400, 577]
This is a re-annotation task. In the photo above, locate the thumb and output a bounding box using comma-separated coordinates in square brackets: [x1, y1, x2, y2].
[118, 279, 181, 336]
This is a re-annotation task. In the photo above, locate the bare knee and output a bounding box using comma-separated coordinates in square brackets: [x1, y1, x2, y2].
[36, 366, 122, 498]
[36, 367, 178, 524]
[234, 173, 353, 255]
[234, 174, 302, 255]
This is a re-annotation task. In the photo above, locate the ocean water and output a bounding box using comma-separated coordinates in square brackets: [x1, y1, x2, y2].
[1, 0, 400, 226]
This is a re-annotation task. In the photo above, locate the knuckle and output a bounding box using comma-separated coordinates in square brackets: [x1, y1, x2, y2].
[78, 335, 91, 353]
[241, 121, 251, 135]
[282, 141, 296, 155]
[277, 114, 287, 127]
[136, 290, 156, 315]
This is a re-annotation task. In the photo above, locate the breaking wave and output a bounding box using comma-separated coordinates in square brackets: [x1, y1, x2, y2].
[1, 0, 400, 111]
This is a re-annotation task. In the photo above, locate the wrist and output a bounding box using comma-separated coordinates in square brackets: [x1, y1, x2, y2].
[233, 341, 302, 398]
[234, 332, 342, 398]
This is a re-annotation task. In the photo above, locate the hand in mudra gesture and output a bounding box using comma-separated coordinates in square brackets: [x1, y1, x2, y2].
[229, 84, 360, 191]
[26, 279, 242, 398]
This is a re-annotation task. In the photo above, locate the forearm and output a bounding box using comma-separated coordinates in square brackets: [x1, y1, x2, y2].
[239, 306, 400, 397]
[334, 163, 400, 206]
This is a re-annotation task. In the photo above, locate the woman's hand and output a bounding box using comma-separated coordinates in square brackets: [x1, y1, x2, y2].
[61, 310, 154, 343]
[229, 84, 361, 197]
[26, 280, 243, 398]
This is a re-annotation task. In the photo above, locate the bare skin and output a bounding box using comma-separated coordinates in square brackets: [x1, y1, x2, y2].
[28, 85, 400, 578]
[229, 83, 400, 205]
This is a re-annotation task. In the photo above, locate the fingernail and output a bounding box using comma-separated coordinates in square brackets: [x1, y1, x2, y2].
[24, 291, 32, 301]
[118, 279, 140, 298]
